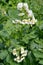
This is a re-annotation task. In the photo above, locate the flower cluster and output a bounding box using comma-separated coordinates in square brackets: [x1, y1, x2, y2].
[12, 2, 37, 25]
[12, 47, 28, 63]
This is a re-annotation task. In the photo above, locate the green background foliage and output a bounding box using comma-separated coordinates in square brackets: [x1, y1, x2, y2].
[0, 0, 43, 65]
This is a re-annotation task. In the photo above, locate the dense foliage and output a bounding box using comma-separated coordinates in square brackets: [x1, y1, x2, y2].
[0, 0, 43, 65]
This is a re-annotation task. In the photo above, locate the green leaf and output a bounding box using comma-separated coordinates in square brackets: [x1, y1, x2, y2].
[0, 30, 9, 39]
[8, 8, 19, 19]
[6, 54, 11, 63]
[33, 50, 43, 58]
[6, 54, 19, 65]
[0, 50, 8, 60]
[36, 21, 43, 30]
[39, 60, 43, 65]
[0, 24, 3, 30]
[22, 34, 29, 44]
[0, 63, 4, 65]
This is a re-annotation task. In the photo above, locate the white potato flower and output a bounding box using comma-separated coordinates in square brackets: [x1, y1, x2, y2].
[29, 19, 36, 25]
[18, 13, 25, 16]
[24, 50, 28, 54]
[17, 57, 25, 63]
[17, 3, 23, 10]
[16, 3, 37, 25]
[14, 56, 19, 62]
[13, 47, 28, 63]
[21, 47, 28, 56]
[15, 19, 21, 23]
[32, 16, 37, 23]
[3, 11, 6, 15]
[14, 56, 25, 63]
[22, 18, 37, 25]
[21, 47, 24, 54]
[28, 10, 33, 17]
[23, 3, 28, 10]
[20, 22, 26, 24]
[22, 19, 28, 22]
[33, 19, 37, 24]
[12, 20, 15, 23]
[30, 16, 37, 24]
[13, 49, 17, 56]
[14, 58, 17, 61]
[12, 19, 21, 24]
[22, 19, 30, 24]
[21, 50, 28, 57]
[26, 8, 29, 13]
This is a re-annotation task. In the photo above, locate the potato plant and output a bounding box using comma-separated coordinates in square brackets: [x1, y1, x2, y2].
[0, 0, 43, 65]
